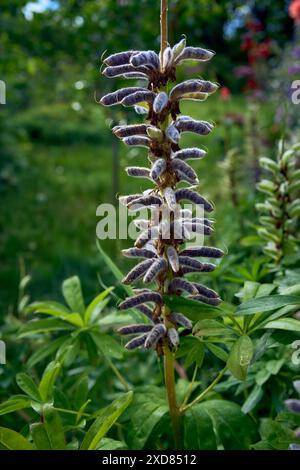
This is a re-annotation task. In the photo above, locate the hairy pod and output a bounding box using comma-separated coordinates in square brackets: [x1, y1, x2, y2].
[167, 328, 180, 348]
[168, 277, 199, 295]
[122, 259, 154, 284]
[166, 246, 180, 272]
[169, 312, 192, 330]
[166, 123, 180, 144]
[103, 64, 149, 78]
[125, 333, 149, 350]
[192, 282, 219, 298]
[143, 258, 168, 283]
[175, 118, 214, 136]
[285, 399, 300, 414]
[118, 324, 153, 335]
[161, 46, 174, 71]
[175, 46, 215, 64]
[126, 167, 151, 179]
[130, 50, 160, 69]
[112, 123, 148, 138]
[123, 136, 151, 148]
[144, 324, 167, 349]
[173, 147, 206, 160]
[119, 291, 163, 310]
[153, 92, 169, 113]
[122, 248, 155, 259]
[121, 90, 155, 107]
[179, 246, 224, 258]
[171, 158, 198, 182]
[104, 50, 137, 66]
[101, 87, 145, 106]
[190, 294, 221, 306]
[164, 187, 177, 210]
[150, 158, 167, 181]
[175, 188, 214, 212]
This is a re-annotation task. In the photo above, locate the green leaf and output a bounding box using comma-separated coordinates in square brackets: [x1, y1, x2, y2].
[90, 331, 123, 359]
[176, 337, 204, 369]
[126, 389, 168, 449]
[0, 396, 31, 416]
[96, 438, 127, 450]
[193, 319, 232, 337]
[265, 359, 285, 375]
[26, 301, 70, 316]
[263, 318, 300, 332]
[84, 287, 114, 325]
[241, 385, 263, 414]
[30, 423, 51, 450]
[163, 295, 222, 321]
[206, 343, 228, 362]
[235, 295, 300, 316]
[97, 241, 131, 295]
[39, 362, 61, 402]
[16, 373, 41, 401]
[0, 427, 34, 450]
[62, 276, 85, 315]
[184, 400, 257, 450]
[184, 405, 217, 450]
[19, 318, 72, 337]
[80, 391, 133, 450]
[227, 336, 253, 381]
[27, 336, 67, 368]
[255, 368, 271, 386]
[43, 404, 66, 450]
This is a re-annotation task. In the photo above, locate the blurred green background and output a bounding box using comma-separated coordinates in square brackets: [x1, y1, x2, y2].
[0, 0, 298, 315]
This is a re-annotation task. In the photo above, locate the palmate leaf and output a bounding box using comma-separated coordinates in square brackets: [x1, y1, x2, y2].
[235, 295, 300, 316]
[90, 331, 123, 359]
[80, 391, 133, 450]
[263, 318, 300, 332]
[184, 400, 257, 450]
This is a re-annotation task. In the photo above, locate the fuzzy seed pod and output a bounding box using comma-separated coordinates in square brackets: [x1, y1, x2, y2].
[144, 324, 167, 349]
[100, 87, 144, 106]
[175, 188, 214, 212]
[125, 334, 149, 350]
[126, 167, 151, 179]
[144, 258, 168, 283]
[170, 79, 218, 101]
[122, 248, 155, 259]
[104, 50, 137, 66]
[190, 295, 221, 306]
[166, 123, 180, 144]
[135, 226, 159, 248]
[289, 444, 300, 450]
[150, 158, 167, 181]
[119, 193, 141, 206]
[134, 105, 149, 114]
[103, 64, 149, 78]
[119, 292, 163, 310]
[192, 282, 219, 298]
[171, 159, 198, 182]
[123, 72, 149, 80]
[172, 37, 186, 60]
[161, 46, 174, 71]
[118, 324, 153, 335]
[178, 256, 205, 270]
[183, 222, 213, 236]
[153, 92, 169, 113]
[166, 246, 180, 272]
[123, 136, 151, 148]
[175, 118, 214, 136]
[188, 218, 214, 227]
[128, 194, 162, 209]
[113, 123, 148, 138]
[175, 46, 215, 64]
[173, 147, 206, 161]
[164, 187, 177, 210]
[147, 126, 163, 140]
[179, 246, 224, 258]
[285, 399, 300, 414]
[180, 92, 208, 102]
[122, 259, 154, 284]
[133, 219, 150, 230]
[175, 169, 198, 185]
[121, 90, 155, 107]
[130, 50, 160, 69]
[169, 312, 192, 330]
[167, 328, 180, 348]
[136, 304, 155, 322]
[168, 277, 199, 295]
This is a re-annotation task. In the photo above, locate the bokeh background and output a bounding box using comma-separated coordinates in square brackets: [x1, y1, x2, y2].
[0, 0, 299, 317]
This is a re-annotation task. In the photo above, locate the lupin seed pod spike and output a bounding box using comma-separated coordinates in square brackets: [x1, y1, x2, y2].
[100, 0, 224, 441]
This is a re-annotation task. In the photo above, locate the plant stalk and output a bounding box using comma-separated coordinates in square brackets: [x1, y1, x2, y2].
[163, 344, 181, 448]
[160, 0, 168, 61]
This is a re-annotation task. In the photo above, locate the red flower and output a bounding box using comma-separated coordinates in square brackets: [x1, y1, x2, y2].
[289, 0, 300, 23]
[220, 87, 231, 100]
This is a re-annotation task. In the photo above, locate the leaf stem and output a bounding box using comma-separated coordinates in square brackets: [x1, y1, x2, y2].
[180, 366, 227, 413]
[181, 364, 198, 408]
[105, 356, 130, 392]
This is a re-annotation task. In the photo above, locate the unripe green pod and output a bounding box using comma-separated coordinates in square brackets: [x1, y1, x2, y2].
[259, 157, 278, 173]
[289, 180, 300, 193]
[257, 228, 280, 243]
[257, 180, 277, 195]
[172, 37, 186, 60]
[146, 126, 163, 140]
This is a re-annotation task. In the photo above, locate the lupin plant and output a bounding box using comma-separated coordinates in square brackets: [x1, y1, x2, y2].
[100, 0, 224, 444]
[256, 140, 300, 270]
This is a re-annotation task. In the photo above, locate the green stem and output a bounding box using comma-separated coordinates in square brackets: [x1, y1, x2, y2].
[105, 356, 130, 392]
[53, 407, 90, 418]
[181, 364, 198, 408]
[163, 344, 181, 448]
[180, 367, 227, 413]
